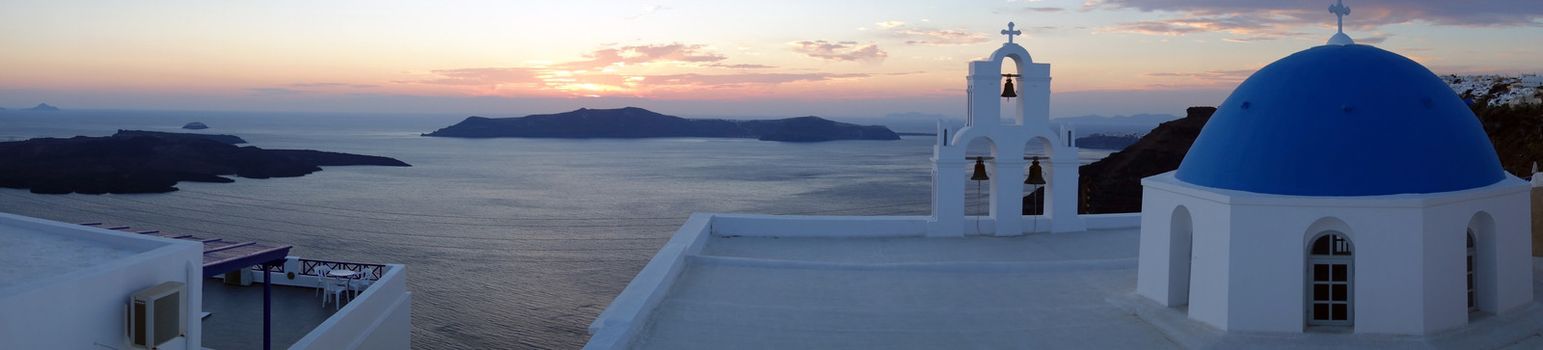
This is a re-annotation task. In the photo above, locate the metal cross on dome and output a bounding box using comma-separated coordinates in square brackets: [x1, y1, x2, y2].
[1001, 22, 1022, 43]
[1329, 0, 1351, 34]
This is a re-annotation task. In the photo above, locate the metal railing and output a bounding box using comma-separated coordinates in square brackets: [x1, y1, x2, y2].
[298, 259, 387, 280]
[251, 264, 286, 273]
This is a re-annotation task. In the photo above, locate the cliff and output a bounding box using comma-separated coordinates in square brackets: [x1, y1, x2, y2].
[0, 130, 409, 194]
[1077, 107, 1215, 214]
[1474, 102, 1543, 177]
[1075, 133, 1140, 150]
[422, 107, 900, 142]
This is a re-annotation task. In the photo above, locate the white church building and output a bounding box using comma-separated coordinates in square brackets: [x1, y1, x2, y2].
[1136, 5, 1534, 335]
[588, 3, 1543, 349]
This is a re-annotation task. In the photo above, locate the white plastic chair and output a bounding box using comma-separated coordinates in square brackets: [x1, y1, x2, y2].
[322, 279, 346, 310]
[347, 272, 371, 300]
[317, 265, 349, 310]
[315, 265, 333, 300]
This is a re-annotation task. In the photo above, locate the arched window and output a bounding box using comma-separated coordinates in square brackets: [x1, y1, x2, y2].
[1467, 229, 1477, 312]
[1308, 233, 1353, 327]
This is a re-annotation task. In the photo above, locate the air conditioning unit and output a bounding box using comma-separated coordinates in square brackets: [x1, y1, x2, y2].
[125, 281, 186, 349]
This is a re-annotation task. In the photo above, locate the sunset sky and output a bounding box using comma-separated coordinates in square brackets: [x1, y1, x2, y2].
[2, 0, 1540, 118]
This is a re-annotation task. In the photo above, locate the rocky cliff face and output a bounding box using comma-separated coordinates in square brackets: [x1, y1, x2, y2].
[1077, 107, 1215, 214]
[0, 130, 409, 194]
[422, 107, 900, 142]
[1474, 102, 1543, 177]
[1075, 133, 1140, 150]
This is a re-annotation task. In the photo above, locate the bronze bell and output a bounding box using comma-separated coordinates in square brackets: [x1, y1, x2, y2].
[971, 157, 990, 181]
[1001, 77, 1018, 98]
[1025, 157, 1046, 185]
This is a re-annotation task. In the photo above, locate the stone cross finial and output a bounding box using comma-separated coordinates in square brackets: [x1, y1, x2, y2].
[1001, 22, 1022, 44]
[1329, 0, 1351, 34]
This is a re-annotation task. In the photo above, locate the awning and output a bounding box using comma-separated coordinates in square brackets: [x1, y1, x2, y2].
[81, 223, 293, 277]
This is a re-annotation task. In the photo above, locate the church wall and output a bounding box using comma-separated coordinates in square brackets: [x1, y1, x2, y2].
[1418, 201, 1482, 333]
[1182, 194, 1232, 330]
[1222, 203, 1426, 334]
[1489, 189, 1535, 314]
[1136, 186, 1181, 305]
[1340, 207, 1425, 335]
[1220, 205, 1312, 332]
[1142, 174, 1536, 335]
[1134, 180, 1233, 329]
[1420, 184, 1533, 321]
[1413, 205, 1462, 333]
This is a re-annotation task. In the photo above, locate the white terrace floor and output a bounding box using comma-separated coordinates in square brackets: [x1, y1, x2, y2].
[626, 228, 1543, 350]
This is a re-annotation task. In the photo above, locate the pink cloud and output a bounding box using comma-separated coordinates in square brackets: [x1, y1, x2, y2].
[400, 67, 540, 86]
[790, 40, 888, 62]
[876, 23, 994, 45]
[557, 43, 726, 70]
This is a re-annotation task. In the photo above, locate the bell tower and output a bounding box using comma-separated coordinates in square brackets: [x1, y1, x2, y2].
[928, 21, 1085, 237]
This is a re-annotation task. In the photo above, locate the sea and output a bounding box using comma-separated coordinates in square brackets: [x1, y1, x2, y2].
[0, 109, 1115, 349]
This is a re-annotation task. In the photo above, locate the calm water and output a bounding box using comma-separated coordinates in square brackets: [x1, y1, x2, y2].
[0, 110, 1110, 349]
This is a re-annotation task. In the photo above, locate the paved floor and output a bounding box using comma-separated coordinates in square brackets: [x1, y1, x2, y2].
[629, 229, 1543, 350]
[636, 229, 1175, 350]
[201, 279, 338, 350]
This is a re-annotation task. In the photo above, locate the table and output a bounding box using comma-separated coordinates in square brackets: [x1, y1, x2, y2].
[328, 269, 359, 278]
[327, 269, 365, 299]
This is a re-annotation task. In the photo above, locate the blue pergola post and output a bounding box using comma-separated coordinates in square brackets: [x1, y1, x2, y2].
[263, 262, 273, 350]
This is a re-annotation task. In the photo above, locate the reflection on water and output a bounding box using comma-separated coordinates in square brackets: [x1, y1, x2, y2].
[0, 110, 1109, 349]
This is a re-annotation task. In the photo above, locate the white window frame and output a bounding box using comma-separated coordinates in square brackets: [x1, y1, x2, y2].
[1306, 232, 1354, 328]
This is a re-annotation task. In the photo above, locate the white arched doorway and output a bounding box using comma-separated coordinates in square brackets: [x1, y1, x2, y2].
[1168, 206, 1193, 307]
[1467, 229, 1477, 313]
[1467, 211, 1497, 316]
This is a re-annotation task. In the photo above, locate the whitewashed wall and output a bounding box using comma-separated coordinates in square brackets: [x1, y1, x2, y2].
[289, 264, 411, 350]
[1137, 172, 1532, 335]
[0, 214, 204, 350]
[585, 214, 714, 350]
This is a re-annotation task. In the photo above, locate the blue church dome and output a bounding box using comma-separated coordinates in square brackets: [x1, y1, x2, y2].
[1175, 44, 1506, 196]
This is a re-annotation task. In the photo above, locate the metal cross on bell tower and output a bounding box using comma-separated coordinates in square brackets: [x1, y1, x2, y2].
[1000, 22, 1022, 44]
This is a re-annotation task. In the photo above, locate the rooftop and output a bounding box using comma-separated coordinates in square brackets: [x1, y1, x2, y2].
[75, 222, 293, 278]
[0, 213, 166, 293]
[601, 218, 1543, 349]
[632, 229, 1159, 349]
